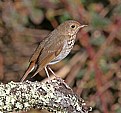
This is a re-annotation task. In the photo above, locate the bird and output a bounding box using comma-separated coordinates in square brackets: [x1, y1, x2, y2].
[21, 20, 87, 82]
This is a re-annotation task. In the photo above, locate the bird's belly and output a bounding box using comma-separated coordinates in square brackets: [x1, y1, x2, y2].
[49, 39, 75, 65]
[49, 48, 71, 65]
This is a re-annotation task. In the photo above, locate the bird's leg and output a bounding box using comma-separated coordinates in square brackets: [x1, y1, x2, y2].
[47, 66, 71, 90]
[44, 66, 51, 80]
[47, 66, 59, 78]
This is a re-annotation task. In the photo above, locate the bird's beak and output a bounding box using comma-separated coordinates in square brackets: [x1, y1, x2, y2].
[79, 25, 88, 28]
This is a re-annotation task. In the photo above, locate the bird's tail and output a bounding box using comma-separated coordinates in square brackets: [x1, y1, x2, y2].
[30, 66, 43, 78]
[21, 61, 36, 82]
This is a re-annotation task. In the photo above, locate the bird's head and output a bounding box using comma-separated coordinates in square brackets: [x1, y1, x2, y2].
[57, 20, 87, 36]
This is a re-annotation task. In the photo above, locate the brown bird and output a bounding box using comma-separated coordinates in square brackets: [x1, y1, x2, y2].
[21, 20, 87, 81]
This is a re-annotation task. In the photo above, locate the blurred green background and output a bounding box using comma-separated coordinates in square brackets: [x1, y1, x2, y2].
[0, 0, 121, 113]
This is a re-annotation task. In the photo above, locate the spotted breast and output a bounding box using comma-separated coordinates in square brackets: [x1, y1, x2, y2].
[49, 35, 76, 65]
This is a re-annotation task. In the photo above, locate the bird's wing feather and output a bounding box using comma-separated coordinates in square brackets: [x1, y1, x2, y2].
[30, 35, 66, 78]
[38, 35, 65, 65]
[21, 38, 48, 82]
[21, 35, 66, 81]
[30, 37, 49, 62]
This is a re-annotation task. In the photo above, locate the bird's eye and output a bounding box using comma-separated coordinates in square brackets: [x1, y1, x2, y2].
[71, 25, 76, 28]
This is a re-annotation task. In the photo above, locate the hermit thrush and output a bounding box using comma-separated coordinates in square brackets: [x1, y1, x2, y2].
[21, 20, 87, 81]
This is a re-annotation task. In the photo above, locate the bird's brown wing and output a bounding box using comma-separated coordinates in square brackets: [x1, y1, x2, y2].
[30, 35, 66, 78]
[30, 37, 49, 62]
[21, 35, 66, 81]
[21, 37, 50, 82]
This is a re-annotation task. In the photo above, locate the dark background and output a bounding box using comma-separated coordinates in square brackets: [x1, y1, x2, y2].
[0, 0, 121, 113]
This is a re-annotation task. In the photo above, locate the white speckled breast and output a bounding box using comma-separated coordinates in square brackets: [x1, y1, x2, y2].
[49, 36, 75, 65]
